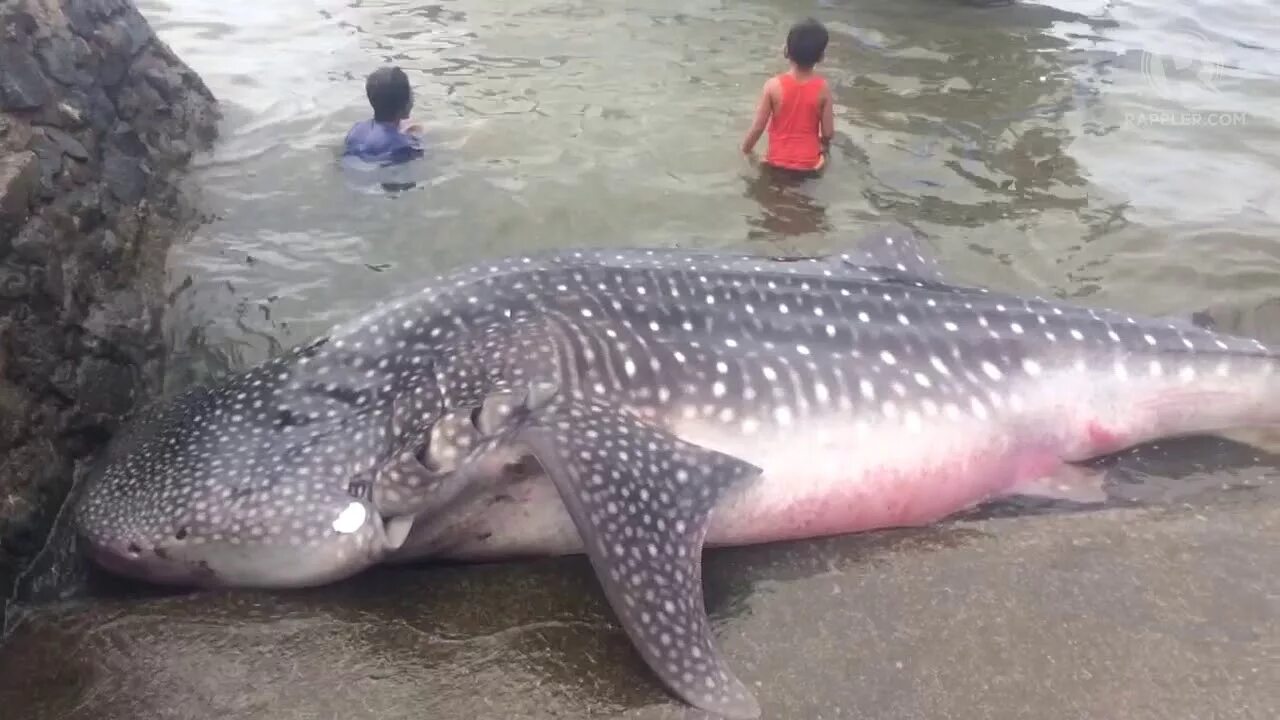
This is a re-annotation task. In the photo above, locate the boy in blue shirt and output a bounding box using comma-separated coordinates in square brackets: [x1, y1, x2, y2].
[343, 66, 424, 165]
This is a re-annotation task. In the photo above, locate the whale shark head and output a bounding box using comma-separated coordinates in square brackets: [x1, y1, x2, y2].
[74, 341, 422, 589]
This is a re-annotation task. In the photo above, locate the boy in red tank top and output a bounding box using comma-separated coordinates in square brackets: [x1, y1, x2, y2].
[740, 18, 834, 173]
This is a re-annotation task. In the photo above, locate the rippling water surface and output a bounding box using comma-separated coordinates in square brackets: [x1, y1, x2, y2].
[142, 0, 1280, 378]
[3, 1, 1279, 718]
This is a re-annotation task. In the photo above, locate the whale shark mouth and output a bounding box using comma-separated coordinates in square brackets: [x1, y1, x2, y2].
[83, 536, 219, 587]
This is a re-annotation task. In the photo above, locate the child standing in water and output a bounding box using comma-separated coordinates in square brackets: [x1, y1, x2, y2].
[343, 66, 425, 166]
[740, 18, 834, 173]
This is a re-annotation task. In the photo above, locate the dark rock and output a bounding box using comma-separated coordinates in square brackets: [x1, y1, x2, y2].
[86, 11, 154, 89]
[0, 0, 220, 609]
[5, 317, 61, 384]
[34, 163, 62, 202]
[109, 204, 140, 252]
[64, 0, 134, 38]
[38, 126, 90, 161]
[140, 60, 184, 106]
[0, 150, 39, 227]
[11, 215, 53, 263]
[0, 380, 34, 449]
[0, 43, 51, 110]
[41, 249, 66, 303]
[34, 34, 93, 88]
[95, 53, 128, 90]
[60, 255, 99, 318]
[99, 229, 123, 261]
[116, 75, 166, 123]
[102, 147, 147, 203]
[98, 12, 152, 60]
[49, 361, 78, 399]
[75, 357, 134, 419]
[85, 87, 115, 133]
[0, 116, 35, 154]
[81, 289, 153, 353]
[63, 156, 96, 185]
[0, 263, 33, 298]
[63, 184, 107, 232]
[0, 440, 70, 562]
[0, 316, 10, 374]
[109, 124, 148, 156]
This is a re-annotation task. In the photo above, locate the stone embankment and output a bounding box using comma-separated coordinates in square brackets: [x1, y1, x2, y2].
[0, 0, 218, 593]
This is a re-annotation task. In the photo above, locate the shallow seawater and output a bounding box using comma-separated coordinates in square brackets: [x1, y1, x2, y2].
[4, 0, 1280, 717]
[149, 0, 1280, 379]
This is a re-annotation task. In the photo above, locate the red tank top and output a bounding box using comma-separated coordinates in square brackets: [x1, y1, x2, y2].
[766, 73, 826, 171]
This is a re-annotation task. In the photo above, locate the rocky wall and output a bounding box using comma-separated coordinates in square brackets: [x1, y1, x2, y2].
[0, 0, 218, 594]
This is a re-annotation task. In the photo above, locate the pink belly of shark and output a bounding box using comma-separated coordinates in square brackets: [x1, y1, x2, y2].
[421, 359, 1278, 561]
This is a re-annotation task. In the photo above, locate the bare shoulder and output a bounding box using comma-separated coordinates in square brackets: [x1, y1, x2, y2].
[763, 75, 783, 101]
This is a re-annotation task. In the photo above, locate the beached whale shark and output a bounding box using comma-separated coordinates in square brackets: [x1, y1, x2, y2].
[74, 225, 1280, 718]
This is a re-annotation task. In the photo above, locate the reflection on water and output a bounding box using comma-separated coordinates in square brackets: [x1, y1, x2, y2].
[743, 163, 831, 243]
[4, 0, 1280, 716]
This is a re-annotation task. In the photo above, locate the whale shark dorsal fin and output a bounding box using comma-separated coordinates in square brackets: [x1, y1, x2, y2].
[837, 222, 946, 281]
[514, 398, 763, 719]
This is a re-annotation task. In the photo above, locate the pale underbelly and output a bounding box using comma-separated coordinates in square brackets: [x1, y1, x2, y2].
[393, 349, 1280, 563]
[407, 415, 1050, 563]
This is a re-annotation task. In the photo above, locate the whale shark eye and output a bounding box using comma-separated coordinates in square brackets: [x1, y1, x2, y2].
[175, 527, 189, 540]
[126, 543, 142, 555]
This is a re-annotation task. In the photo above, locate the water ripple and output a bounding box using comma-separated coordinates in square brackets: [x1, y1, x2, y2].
[129, 0, 1280, 378]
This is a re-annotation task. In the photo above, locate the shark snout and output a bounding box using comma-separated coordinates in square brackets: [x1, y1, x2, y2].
[82, 532, 218, 586]
[77, 495, 416, 589]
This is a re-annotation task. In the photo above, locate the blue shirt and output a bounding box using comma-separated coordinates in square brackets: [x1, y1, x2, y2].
[342, 120, 424, 165]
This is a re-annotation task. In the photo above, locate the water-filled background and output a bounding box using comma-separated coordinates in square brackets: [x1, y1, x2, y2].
[151, 0, 1280, 382]
[3, 0, 1280, 718]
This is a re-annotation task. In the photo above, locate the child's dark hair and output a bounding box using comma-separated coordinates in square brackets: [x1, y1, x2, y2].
[366, 66, 412, 123]
[785, 18, 829, 69]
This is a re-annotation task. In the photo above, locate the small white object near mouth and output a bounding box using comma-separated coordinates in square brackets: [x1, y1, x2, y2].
[331, 501, 367, 534]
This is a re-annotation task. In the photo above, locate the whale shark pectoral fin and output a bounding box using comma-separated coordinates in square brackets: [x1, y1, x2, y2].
[515, 400, 763, 720]
[837, 221, 945, 281]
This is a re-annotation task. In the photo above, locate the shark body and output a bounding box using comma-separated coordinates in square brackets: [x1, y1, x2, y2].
[75, 226, 1280, 717]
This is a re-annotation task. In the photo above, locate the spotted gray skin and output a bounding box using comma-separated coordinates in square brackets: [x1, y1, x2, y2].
[75, 224, 1280, 719]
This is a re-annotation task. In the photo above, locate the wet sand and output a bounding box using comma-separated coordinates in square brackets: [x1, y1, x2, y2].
[3, 482, 1276, 720]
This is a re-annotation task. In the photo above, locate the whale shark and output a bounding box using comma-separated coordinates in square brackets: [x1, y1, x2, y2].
[74, 225, 1280, 718]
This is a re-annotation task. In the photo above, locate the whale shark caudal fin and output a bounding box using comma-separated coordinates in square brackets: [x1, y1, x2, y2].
[494, 396, 764, 718]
